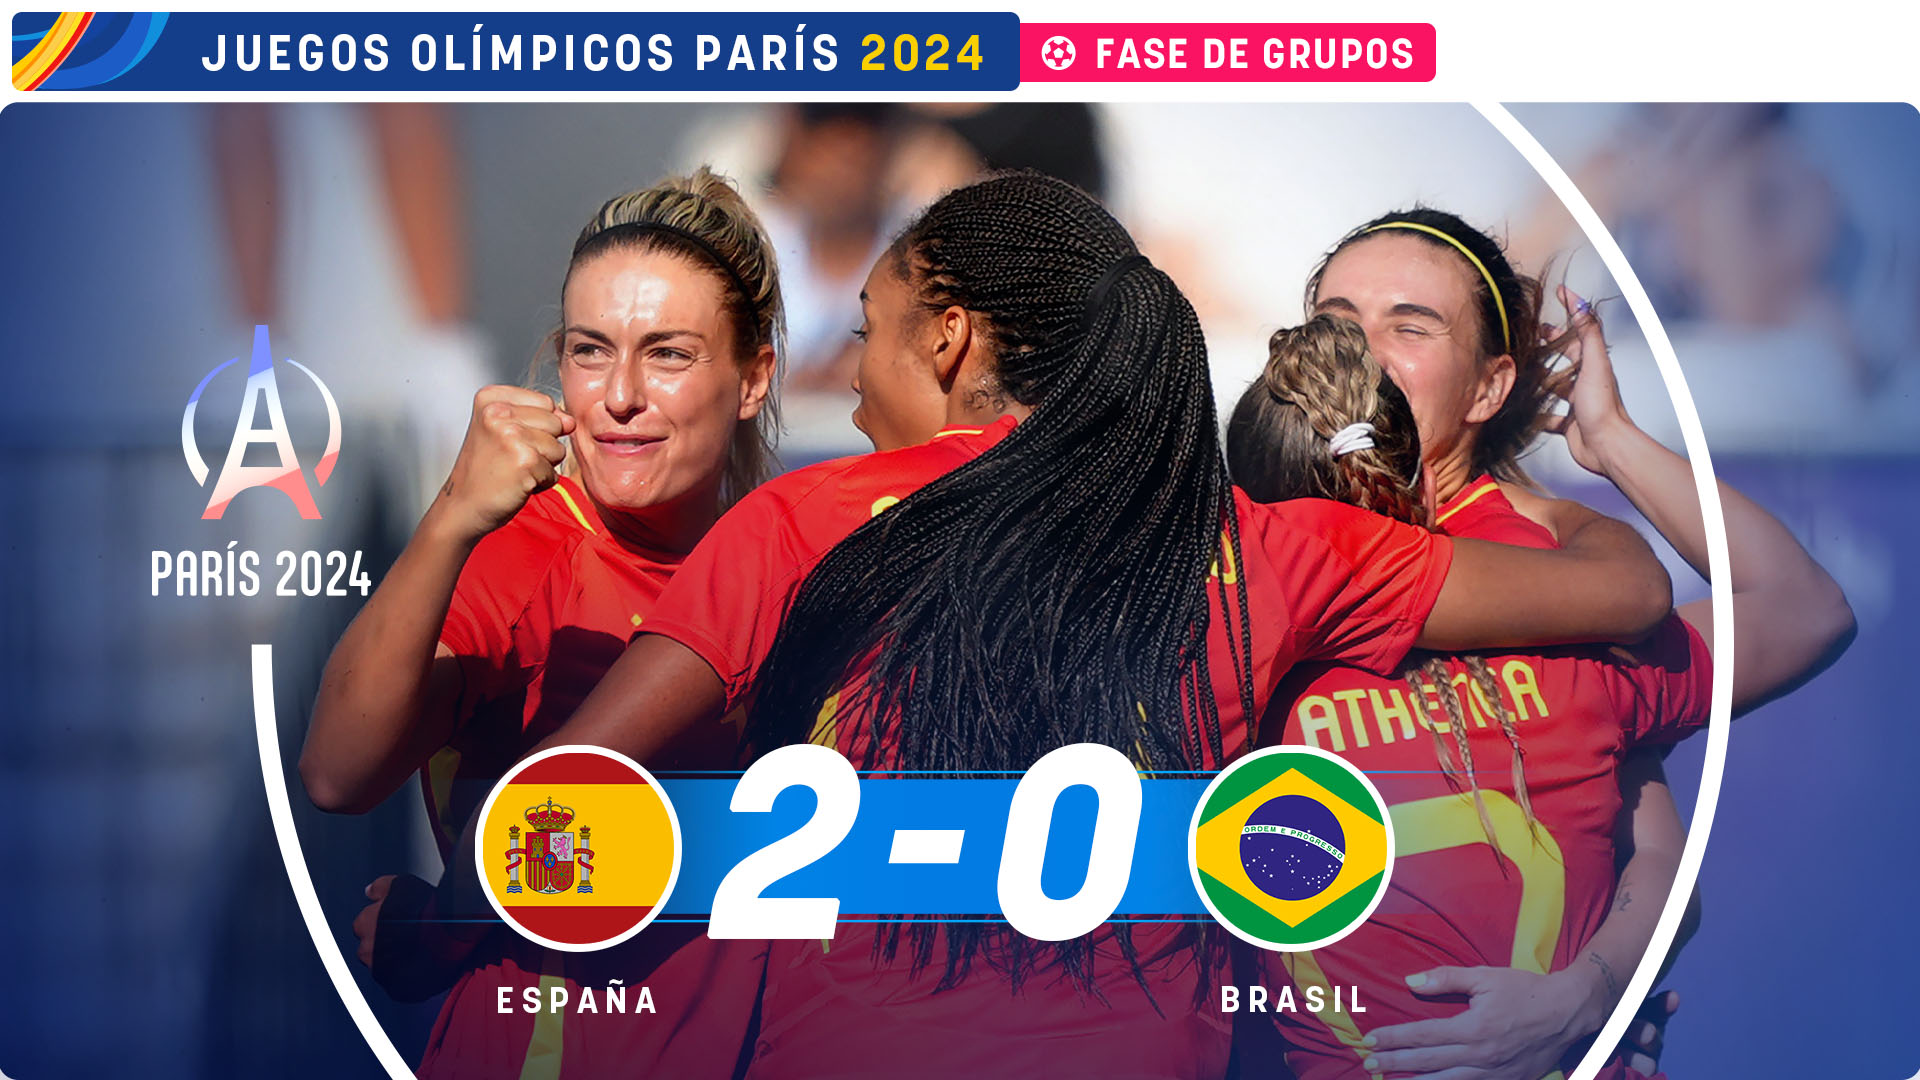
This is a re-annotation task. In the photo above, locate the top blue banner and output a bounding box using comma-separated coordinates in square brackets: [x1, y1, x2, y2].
[11, 11, 1022, 91]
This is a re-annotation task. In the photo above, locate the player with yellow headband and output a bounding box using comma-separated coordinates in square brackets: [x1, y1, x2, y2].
[1228, 208, 1853, 1079]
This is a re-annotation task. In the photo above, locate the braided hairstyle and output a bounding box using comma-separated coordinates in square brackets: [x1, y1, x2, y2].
[750, 171, 1254, 991]
[1227, 315, 1424, 520]
[1305, 207, 1574, 486]
[1225, 314, 1535, 851]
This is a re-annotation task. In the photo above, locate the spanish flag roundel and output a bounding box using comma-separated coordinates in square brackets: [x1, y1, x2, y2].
[475, 745, 682, 952]
[1188, 745, 1393, 952]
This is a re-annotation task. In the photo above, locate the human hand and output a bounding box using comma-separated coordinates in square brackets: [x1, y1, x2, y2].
[1358, 965, 1605, 1080]
[352, 874, 397, 968]
[432, 386, 575, 542]
[1542, 287, 1636, 479]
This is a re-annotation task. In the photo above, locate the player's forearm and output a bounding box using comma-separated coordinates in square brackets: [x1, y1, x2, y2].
[302, 505, 475, 813]
[1586, 420, 1854, 706]
[530, 633, 728, 763]
[1571, 758, 1688, 1039]
[1422, 523, 1670, 651]
[1566, 844, 1680, 1042]
[1585, 419, 1850, 614]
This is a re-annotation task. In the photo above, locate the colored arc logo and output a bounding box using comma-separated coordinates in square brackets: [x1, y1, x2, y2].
[12, 12, 168, 91]
[182, 325, 341, 520]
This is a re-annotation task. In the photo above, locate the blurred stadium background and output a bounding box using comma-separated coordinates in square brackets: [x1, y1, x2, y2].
[1, 102, 1914, 1078]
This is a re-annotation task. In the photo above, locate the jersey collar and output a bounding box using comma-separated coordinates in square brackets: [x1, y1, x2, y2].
[1433, 474, 1502, 528]
[931, 413, 1021, 443]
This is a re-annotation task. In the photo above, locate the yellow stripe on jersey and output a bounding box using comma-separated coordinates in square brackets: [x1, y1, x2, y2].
[555, 484, 598, 535]
[1434, 480, 1500, 527]
[809, 692, 843, 749]
[517, 950, 569, 1080]
[1281, 950, 1381, 1080]
[426, 746, 463, 848]
[1209, 530, 1240, 584]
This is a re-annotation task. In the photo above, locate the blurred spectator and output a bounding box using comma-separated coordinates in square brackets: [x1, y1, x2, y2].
[761, 104, 901, 391]
[678, 104, 1112, 457]
[1509, 103, 1920, 453]
[889, 103, 1107, 208]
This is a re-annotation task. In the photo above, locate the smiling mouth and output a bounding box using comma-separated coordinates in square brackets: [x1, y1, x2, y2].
[593, 433, 665, 455]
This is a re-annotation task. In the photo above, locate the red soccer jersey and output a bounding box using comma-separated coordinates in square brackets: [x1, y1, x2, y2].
[414, 475, 762, 1080]
[427, 475, 681, 851]
[639, 416, 1457, 1079]
[1261, 478, 1713, 1080]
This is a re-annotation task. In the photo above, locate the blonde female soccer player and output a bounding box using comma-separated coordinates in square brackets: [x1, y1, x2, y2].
[301, 167, 782, 1079]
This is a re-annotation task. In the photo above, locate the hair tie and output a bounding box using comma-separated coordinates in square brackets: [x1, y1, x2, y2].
[593, 221, 762, 314]
[1362, 221, 1511, 353]
[1327, 422, 1377, 457]
[1082, 254, 1152, 330]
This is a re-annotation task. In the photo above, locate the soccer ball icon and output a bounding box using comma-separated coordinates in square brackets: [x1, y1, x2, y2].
[1040, 36, 1076, 71]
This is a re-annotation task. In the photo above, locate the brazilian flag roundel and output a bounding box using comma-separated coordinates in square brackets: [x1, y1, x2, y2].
[1188, 745, 1393, 951]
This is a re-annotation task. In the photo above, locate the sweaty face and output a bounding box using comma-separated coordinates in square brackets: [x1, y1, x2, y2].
[850, 257, 949, 452]
[1311, 233, 1506, 462]
[558, 248, 765, 515]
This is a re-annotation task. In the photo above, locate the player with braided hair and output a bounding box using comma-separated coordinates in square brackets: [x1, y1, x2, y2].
[1222, 208, 1851, 1080]
[1229, 312, 1694, 1080]
[496, 173, 1679, 1077]
[1230, 315, 1538, 852]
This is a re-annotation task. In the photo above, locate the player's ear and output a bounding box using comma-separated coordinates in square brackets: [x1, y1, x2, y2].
[929, 306, 973, 388]
[738, 343, 776, 421]
[1466, 352, 1515, 424]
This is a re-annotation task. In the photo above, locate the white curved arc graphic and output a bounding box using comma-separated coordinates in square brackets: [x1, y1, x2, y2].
[181, 356, 239, 487]
[251, 644, 415, 1080]
[1475, 102, 1735, 1080]
[181, 403, 208, 486]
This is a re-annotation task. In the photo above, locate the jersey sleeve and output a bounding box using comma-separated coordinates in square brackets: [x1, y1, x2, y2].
[438, 523, 566, 723]
[1611, 614, 1715, 746]
[639, 468, 846, 711]
[1243, 495, 1454, 676]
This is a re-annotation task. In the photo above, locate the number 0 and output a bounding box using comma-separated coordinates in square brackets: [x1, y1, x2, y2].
[709, 744, 860, 939]
[997, 744, 1141, 941]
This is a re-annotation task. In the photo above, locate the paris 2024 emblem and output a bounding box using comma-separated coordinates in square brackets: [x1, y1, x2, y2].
[181, 324, 339, 519]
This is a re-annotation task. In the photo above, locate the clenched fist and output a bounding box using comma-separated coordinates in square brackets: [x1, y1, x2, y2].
[432, 386, 576, 542]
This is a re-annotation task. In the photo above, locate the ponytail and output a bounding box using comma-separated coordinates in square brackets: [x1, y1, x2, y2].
[750, 171, 1252, 992]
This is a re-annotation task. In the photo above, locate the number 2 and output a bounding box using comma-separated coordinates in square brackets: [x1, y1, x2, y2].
[708, 744, 860, 939]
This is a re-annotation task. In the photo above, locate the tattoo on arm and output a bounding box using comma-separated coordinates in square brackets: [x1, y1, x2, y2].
[1586, 950, 1621, 1002]
[1614, 887, 1633, 912]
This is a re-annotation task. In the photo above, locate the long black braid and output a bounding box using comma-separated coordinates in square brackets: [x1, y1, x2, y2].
[748, 172, 1256, 996]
